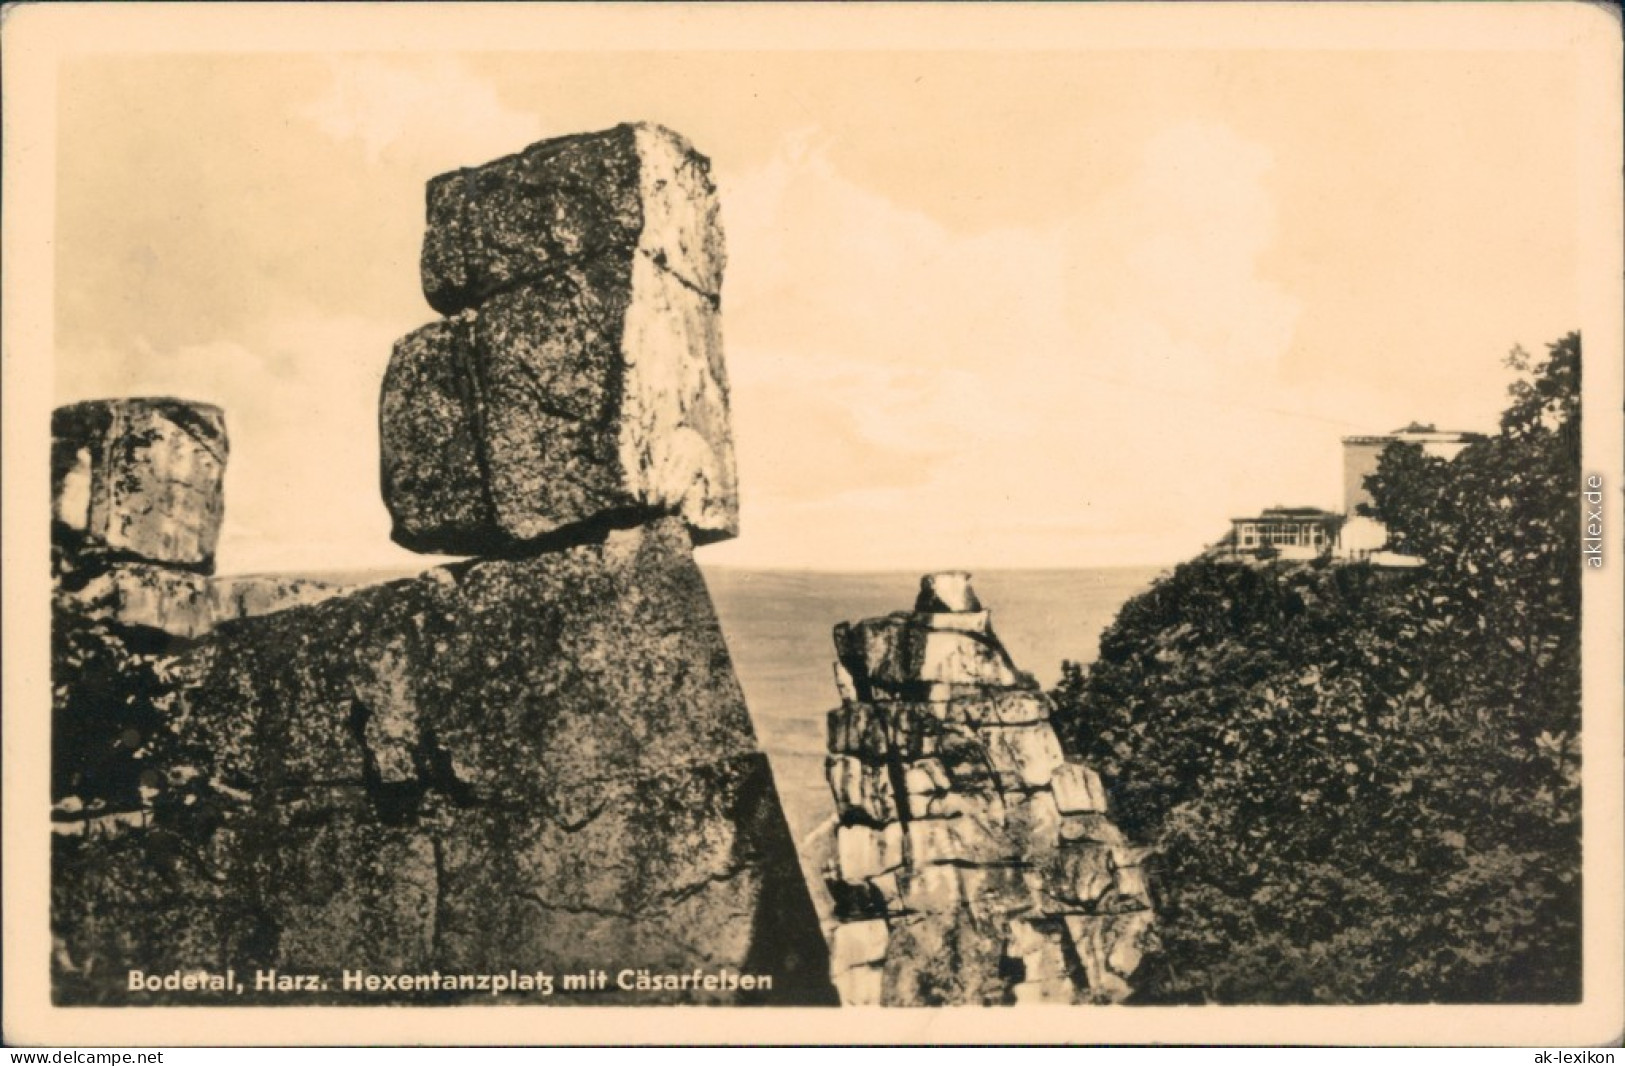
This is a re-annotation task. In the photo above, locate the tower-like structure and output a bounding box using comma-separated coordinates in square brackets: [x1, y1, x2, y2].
[821, 572, 1155, 1005]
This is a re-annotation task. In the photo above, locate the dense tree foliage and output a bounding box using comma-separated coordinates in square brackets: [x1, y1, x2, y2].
[52, 612, 177, 809]
[51, 608, 215, 825]
[1051, 334, 1582, 1003]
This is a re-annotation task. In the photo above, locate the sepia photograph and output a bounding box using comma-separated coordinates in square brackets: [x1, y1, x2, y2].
[3, 1, 1622, 1048]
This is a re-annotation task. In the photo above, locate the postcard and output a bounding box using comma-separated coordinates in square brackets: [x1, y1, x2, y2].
[3, 1, 1622, 1047]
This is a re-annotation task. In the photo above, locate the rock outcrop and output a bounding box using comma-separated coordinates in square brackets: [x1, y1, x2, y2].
[382, 123, 737, 554]
[48, 401, 230, 836]
[49, 401, 356, 642]
[54, 566, 358, 644]
[53, 123, 834, 1007]
[58, 564, 216, 641]
[52, 399, 228, 575]
[46, 409, 369, 840]
[822, 573, 1156, 1005]
[208, 574, 356, 623]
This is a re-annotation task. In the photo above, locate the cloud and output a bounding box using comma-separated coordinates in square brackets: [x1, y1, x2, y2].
[705, 121, 1335, 568]
[300, 56, 545, 171]
[723, 128, 1073, 373]
[1061, 122, 1298, 393]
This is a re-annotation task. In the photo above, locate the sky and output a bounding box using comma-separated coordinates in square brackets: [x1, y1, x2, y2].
[50, 28, 1588, 573]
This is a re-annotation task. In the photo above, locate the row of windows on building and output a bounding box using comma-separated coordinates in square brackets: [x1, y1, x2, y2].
[1218, 425, 1481, 564]
[1233, 515, 1336, 550]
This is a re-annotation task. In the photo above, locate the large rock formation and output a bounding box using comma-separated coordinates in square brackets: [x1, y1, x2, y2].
[55, 520, 831, 1004]
[53, 123, 834, 1007]
[382, 123, 737, 554]
[822, 574, 1156, 1005]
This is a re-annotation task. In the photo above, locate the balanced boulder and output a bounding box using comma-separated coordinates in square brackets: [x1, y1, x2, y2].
[382, 123, 737, 553]
[420, 123, 723, 316]
[54, 124, 832, 1007]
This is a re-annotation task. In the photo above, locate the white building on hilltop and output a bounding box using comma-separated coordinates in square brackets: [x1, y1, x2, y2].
[1336, 423, 1485, 562]
[1215, 423, 1485, 565]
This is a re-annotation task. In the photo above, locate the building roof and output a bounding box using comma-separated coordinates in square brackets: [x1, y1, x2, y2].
[1341, 426, 1487, 446]
[1231, 506, 1342, 522]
